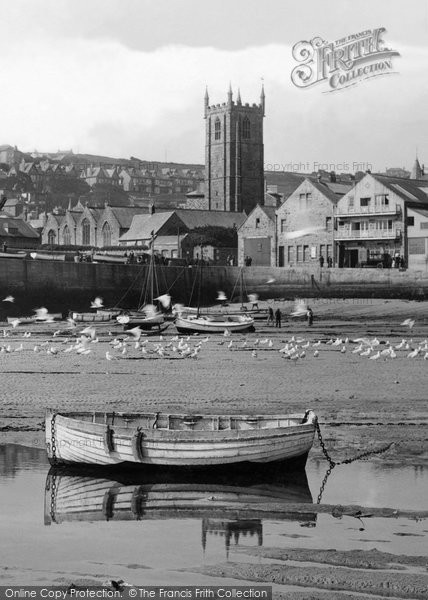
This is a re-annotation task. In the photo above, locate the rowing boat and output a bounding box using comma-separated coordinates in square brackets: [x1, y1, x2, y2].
[175, 313, 255, 334]
[45, 409, 316, 468]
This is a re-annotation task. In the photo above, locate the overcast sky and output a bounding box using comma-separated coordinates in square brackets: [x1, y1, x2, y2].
[1, 0, 427, 173]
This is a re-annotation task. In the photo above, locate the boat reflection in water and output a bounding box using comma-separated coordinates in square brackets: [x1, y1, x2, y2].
[45, 464, 315, 552]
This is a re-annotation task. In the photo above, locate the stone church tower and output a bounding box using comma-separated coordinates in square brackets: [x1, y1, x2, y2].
[204, 84, 265, 213]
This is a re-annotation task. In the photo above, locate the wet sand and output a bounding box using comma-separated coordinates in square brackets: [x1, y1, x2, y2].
[0, 298, 427, 597]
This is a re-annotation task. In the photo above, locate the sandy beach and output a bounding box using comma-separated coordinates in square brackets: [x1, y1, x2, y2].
[1, 298, 427, 598]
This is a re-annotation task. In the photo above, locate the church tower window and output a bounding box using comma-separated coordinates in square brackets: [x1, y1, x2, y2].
[214, 117, 221, 140]
[242, 116, 251, 139]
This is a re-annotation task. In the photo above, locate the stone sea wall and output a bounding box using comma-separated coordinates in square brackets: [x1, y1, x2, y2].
[0, 258, 427, 314]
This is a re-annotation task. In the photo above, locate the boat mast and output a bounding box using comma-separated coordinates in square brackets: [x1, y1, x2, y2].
[150, 230, 155, 304]
[240, 267, 244, 308]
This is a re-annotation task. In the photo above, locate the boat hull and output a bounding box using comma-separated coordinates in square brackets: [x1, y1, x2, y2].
[72, 312, 115, 323]
[45, 411, 316, 468]
[175, 314, 255, 334]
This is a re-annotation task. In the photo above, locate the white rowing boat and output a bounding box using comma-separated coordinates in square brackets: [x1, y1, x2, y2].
[175, 313, 255, 334]
[45, 410, 316, 468]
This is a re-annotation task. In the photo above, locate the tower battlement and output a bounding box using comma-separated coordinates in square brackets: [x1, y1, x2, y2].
[204, 85, 265, 213]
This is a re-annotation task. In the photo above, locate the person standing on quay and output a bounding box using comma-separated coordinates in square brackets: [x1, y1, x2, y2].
[307, 306, 314, 326]
[319, 255, 324, 268]
[267, 306, 274, 326]
[274, 308, 282, 328]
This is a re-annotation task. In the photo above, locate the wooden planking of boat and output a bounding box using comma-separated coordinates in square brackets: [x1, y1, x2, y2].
[44, 466, 315, 526]
[45, 409, 316, 468]
[71, 311, 119, 323]
[175, 313, 255, 334]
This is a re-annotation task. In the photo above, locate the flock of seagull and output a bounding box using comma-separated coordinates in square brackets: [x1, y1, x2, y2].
[1, 295, 426, 363]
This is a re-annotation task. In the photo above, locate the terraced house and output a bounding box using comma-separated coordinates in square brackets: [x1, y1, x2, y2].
[335, 173, 428, 268]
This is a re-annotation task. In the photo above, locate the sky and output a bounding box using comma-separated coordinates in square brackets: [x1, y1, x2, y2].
[1, 0, 428, 173]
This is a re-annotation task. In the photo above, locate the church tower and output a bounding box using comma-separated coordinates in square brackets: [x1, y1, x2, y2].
[204, 85, 265, 213]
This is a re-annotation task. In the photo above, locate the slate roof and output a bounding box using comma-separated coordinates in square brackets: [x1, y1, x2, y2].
[373, 175, 428, 205]
[0, 215, 39, 238]
[108, 206, 147, 228]
[174, 209, 246, 229]
[120, 212, 175, 241]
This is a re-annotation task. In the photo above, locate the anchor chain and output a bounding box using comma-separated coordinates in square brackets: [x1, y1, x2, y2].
[316, 464, 335, 504]
[50, 414, 57, 465]
[315, 417, 393, 468]
[50, 473, 58, 523]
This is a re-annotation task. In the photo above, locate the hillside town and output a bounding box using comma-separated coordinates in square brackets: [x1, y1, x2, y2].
[0, 86, 428, 271]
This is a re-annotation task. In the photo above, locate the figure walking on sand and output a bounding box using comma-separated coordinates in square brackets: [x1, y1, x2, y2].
[267, 306, 274, 326]
[275, 308, 282, 328]
[307, 306, 314, 326]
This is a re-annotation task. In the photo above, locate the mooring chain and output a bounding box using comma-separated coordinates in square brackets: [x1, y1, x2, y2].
[50, 413, 57, 465]
[50, 473, 58, 523]
[316, 464, 335, 504]
[315, 417, 394, 468]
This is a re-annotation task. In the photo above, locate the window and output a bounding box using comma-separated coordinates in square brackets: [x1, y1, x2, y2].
[303, 245, 309, 261]
[296, 245, 302, 262]
[407, 216, 415, 226]
[408, 237, 426, 254]
[421, 222, 428, 229]
[102, 222, 112, 246]
[63, 225, 71, 246]
[280, 219, 286, 233]
[47, 230, 56, 245]
[360, 197, 370, 207]
[326, 216, 332, 232]
[327, 244, 332, 258]
[287, 246, 294, 263]
[348, 196, 354, 209]
[214, 117, 221, 140]
[320, 244, 325, 257]
[375, 194, 389, 206]
[255, 217, 260, 228]
[299, 192, 312, 209]
[242, 117, 251, 139]
[82, 219, 91, 246]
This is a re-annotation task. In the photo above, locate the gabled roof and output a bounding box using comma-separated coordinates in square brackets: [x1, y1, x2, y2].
[174, 209, 246, 229]
[372, 174, 428, 205]
[0, 215, 39, 238]
[408, 206, 428, 218]
[259, 205, 276, 220]
[120, 211, 176, 241]
[309, 179, 340, 204]
[107, 206, 146, 228]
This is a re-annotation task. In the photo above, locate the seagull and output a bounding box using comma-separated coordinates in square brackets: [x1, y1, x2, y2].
[223, 329, 231, 337]
[217, 291, 227, 301]
[340, 346, 346, 353]
[369, 351, 381, 360]
[313, 350, 319, 357]
[2, 295, 14, 303]
[53, 330, 61, 337]
[360, 348, 371, 357]
[251, 350, 257, 358]
[90, 297, 104, 309]
[34, 307, 55, 323]
[266, 278, 276, 284]
[312, 340, 321, 348]
[126, 326, 142, 341]
[407, 348, 420, 359]
[9, 318, 20, 329]
[401, 318, 415, 329]
[105, 351, 114, 360]
[228, 340, 233, 349]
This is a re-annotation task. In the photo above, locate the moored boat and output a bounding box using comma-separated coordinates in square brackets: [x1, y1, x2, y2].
[0, 251, 27, 259]
[175, 312, 255, 334]
[45, 409, 316, 468]
[72, 311, 118, 323]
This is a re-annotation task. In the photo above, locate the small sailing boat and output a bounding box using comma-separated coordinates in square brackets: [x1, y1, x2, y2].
[117, 232, 169, 331]
[174, 261, 255, 334]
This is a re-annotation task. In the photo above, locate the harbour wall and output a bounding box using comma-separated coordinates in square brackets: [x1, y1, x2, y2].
[0, 258, 427, 315]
